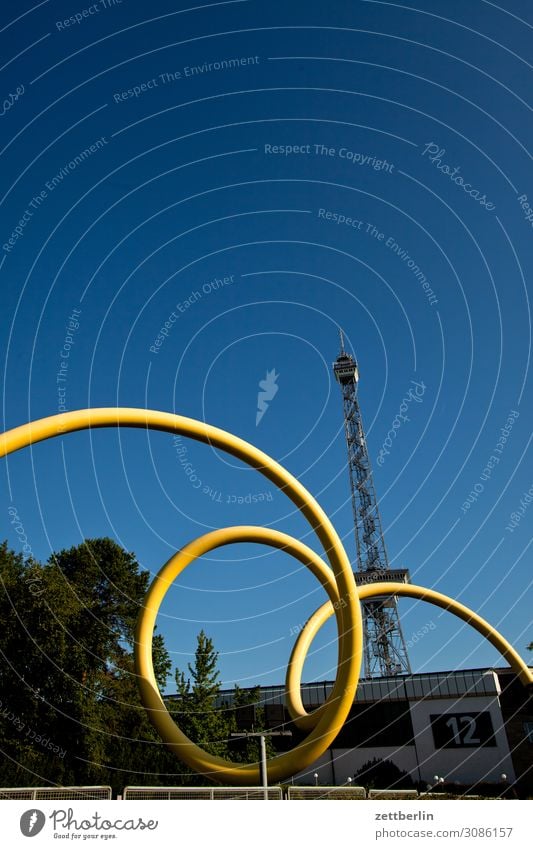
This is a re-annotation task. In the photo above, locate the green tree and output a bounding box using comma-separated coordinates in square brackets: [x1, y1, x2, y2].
[0, 540, 79, 787]
[1, 541, 272, 791]
[170, 633, 274, 773]
[0, 538, 178, 793]
[172, 630, 230, 758]
[49, 538, 179, 792]
[354, 757, 414, 790]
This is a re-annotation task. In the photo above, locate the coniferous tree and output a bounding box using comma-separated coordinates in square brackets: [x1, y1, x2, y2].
[172, 630, 230, 758]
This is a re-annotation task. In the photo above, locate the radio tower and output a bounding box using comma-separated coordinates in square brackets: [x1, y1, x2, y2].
[334, 330, 411, 678]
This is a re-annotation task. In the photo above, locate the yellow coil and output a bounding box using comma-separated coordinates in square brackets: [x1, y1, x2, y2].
[1, 407, 530, 784]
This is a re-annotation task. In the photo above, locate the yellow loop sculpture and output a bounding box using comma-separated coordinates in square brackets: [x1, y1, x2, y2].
[286, 584, 533, 733]
[1, 407, 531, 786]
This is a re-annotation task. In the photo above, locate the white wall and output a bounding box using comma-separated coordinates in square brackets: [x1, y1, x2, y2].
[294, 693, 515, 786]
[409, 694, 515, 784]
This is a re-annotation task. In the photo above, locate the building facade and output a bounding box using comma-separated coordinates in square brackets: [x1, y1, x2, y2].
[215, 666, 532, 793]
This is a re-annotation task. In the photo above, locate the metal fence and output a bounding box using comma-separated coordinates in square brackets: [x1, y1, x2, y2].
[419, 793, 487, 800]
[287, 786, 366, 800]
[368, 789, 418, 799]
[0, 789, 35, 800]
[0, 785, 491, 800]
[0, 786, 112, 800]
[122, 786, 283, 800]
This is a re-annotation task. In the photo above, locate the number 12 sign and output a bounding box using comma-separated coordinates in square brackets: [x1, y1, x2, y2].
[430, 712, 496, 748]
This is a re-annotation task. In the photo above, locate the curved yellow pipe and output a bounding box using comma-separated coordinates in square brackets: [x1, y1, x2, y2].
[286, 582, 533, 730]
[2, 409, 531, 784]
[0, 408, 362, 784]
[136, 525, 357, 783]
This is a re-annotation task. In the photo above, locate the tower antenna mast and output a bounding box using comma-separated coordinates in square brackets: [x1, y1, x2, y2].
[333, 330, 411, 677]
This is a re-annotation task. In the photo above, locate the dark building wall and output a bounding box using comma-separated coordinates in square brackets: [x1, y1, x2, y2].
[496, 670, 533, 795]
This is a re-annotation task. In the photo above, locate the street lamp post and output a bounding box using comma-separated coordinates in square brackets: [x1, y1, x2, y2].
[259, 734, 268, 793]
[230, 730, 292, 800]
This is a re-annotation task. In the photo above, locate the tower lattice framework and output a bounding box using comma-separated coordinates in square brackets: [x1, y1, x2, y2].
[334, 333, 411, 678]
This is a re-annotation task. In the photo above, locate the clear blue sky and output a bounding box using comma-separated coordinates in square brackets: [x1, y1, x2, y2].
[1, 0, 532, 690]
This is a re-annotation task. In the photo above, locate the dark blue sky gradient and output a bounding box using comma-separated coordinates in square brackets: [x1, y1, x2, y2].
[1, 0, 532, 689]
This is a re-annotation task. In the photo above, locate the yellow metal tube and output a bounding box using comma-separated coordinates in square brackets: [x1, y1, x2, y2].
[136, 525, 357, 784]
[0, 408, 362, 784]
[286, 582, 533, 730]
[2, 409, 531, 784]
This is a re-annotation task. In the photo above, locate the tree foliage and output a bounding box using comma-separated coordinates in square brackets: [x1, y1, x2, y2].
[0, 541, 268, 791]
[354, 757, 414, 790]
[171, 631, 271, 767]
[172, 629, 230, 758]
[0, 538, 178, 793]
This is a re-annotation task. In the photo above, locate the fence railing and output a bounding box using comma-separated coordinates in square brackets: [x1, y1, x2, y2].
[0, 785, 493, 800]
[287, 786, 366, 800]
[0, 786, 112, 800]
[122, 786, 283, 800]
[368, 788, 418, 799]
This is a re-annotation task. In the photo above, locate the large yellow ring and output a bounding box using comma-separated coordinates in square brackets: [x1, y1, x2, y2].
[0, 408, 362, 784]
[136, 525, 358, 783]
[286, 582, 533, 732]
[2, 409, 531, 784]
